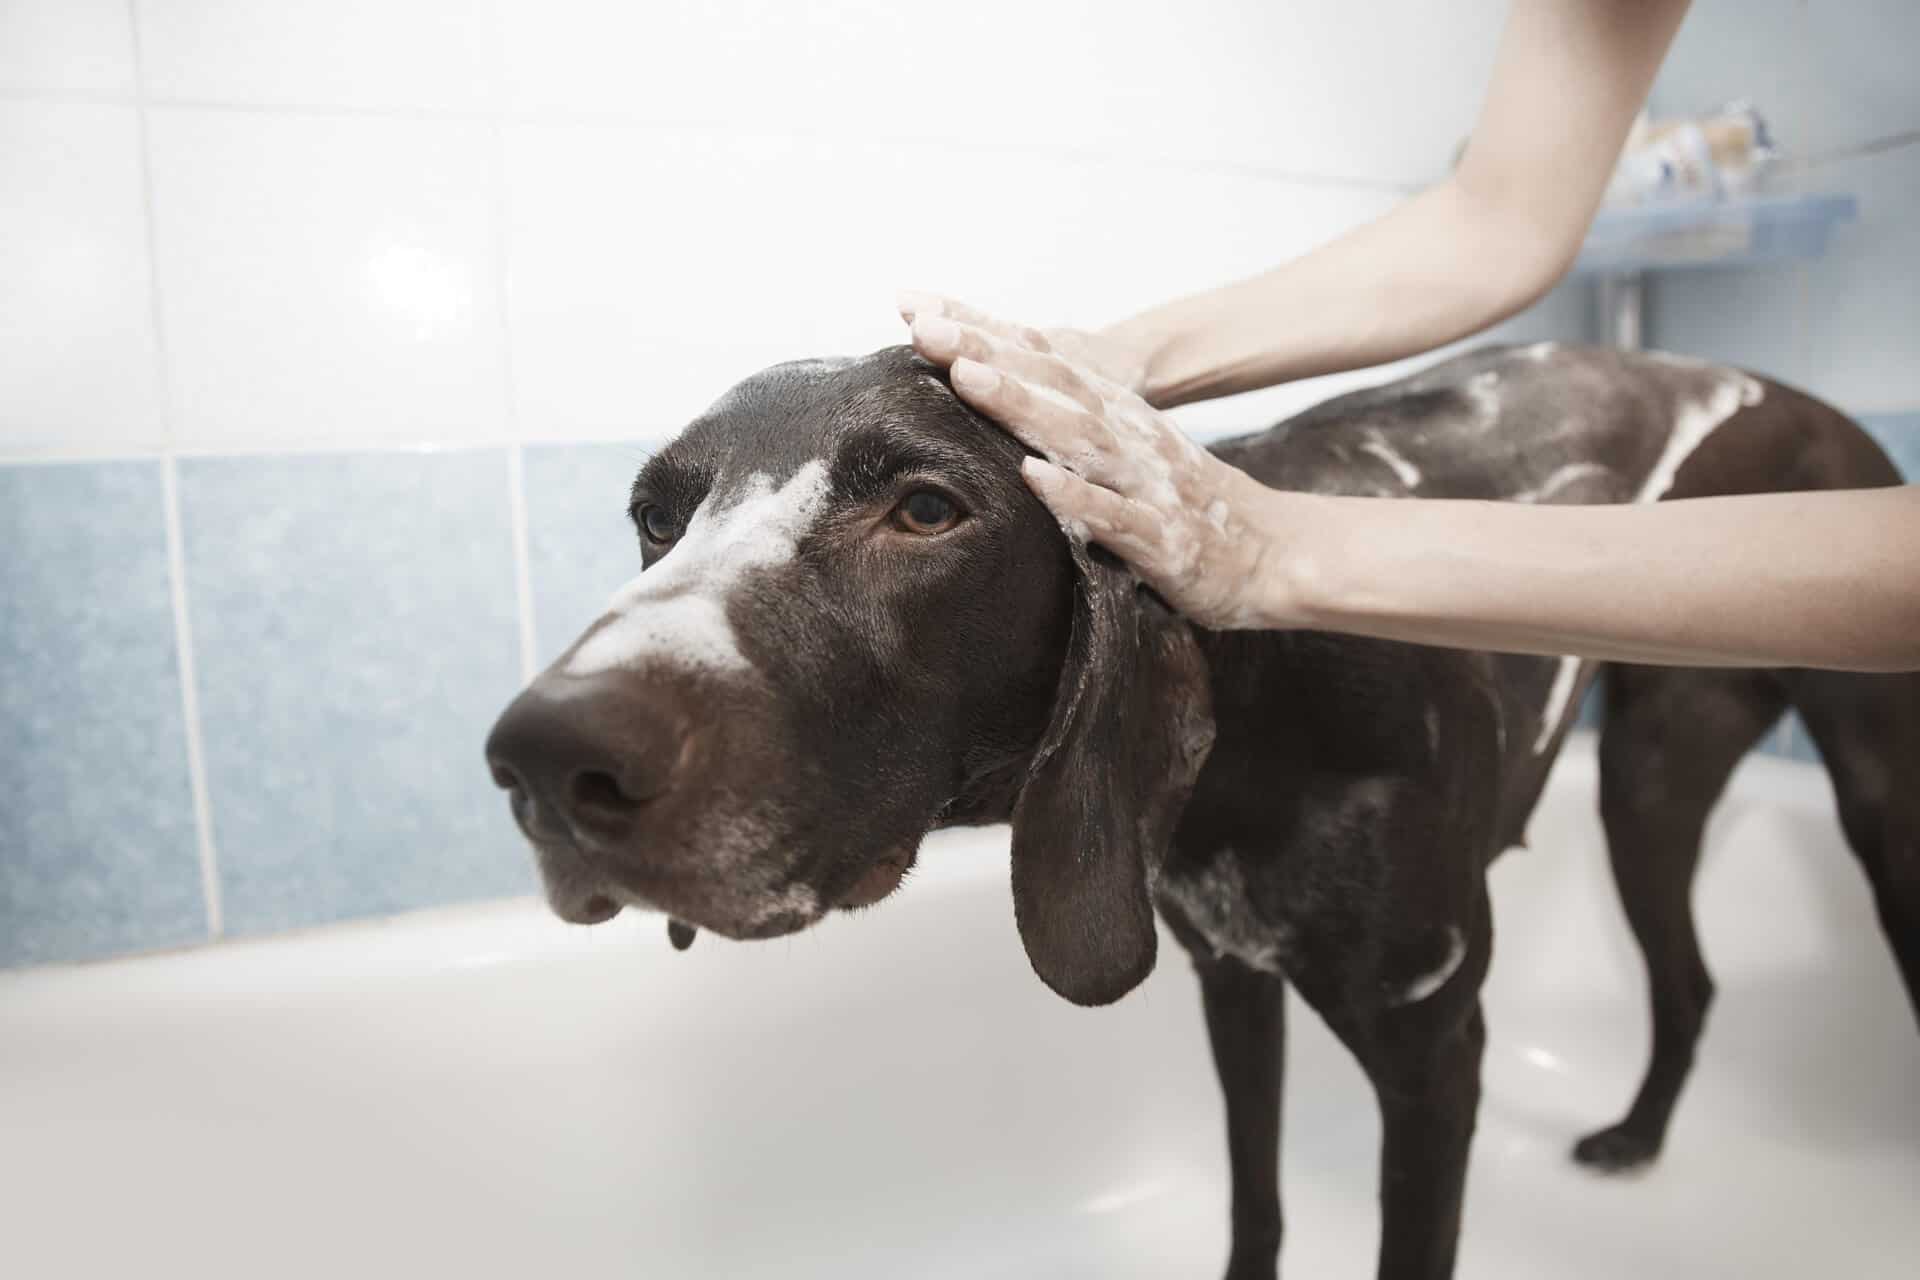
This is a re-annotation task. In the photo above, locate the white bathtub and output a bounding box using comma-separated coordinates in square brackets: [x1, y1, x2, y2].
[3, 736, 1916, 1279]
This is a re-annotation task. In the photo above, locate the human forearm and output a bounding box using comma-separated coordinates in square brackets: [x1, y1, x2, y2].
[1104, 0, 1692, 409]
[1282, 485, 1920, 672]
[1107, 179, 1564, 407]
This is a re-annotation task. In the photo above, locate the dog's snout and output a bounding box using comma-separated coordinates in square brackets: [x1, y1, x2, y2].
[484, 671, 682, 845]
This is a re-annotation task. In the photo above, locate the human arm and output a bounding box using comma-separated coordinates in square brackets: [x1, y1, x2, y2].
[908, 310, 1920, 673]
[1024, 0, 1693, 406]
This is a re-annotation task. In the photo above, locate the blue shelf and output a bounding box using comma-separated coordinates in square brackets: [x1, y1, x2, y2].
[1574, 192, 1857, 276]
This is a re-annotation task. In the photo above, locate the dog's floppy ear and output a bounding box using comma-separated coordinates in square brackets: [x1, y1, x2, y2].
[1010, 538, 1214, 1006]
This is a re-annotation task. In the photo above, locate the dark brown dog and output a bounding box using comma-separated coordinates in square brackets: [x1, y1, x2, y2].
[486, 343, 1920, 1279]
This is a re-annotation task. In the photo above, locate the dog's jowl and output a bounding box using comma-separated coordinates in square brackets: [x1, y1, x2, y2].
[485, 343, 1920, 1280]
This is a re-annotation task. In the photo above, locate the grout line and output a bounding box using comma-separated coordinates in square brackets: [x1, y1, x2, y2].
[479, 12, 543, 686]
[161, 456, 223, 937]
[127, 0, 222, 939]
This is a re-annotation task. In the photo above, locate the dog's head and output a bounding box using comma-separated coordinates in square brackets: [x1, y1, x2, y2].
[485, 347, 1212, 1004]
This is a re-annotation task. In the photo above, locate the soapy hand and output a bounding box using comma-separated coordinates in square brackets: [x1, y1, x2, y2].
[899, 292, 1298, 631]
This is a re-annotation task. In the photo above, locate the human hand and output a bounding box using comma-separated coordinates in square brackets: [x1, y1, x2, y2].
[899, 292, 1306, 631]
[898, 290, 1153, 399]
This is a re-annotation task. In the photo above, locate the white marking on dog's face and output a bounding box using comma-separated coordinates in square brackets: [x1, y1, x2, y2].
[1523, 341, 1559, 363]
[1533, 655, 1584, 754]
[747, 882, 820, 926]
[1359, 432, 1423, 488]
[1392, 926, 1466, 1004]
[1637, 374, 1763, 503]
[565, 461, 831, 677]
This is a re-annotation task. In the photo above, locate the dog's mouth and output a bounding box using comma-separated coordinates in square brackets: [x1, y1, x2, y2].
[533, 835, 917, 950]
[835, 846, 917, 910]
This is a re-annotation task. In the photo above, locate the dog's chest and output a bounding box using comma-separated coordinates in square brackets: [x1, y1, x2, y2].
[1154, 851, 1291, 974]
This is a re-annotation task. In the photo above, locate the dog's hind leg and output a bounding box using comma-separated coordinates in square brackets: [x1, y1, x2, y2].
[1789, 669, 1920, 1026]
[1573, 666, 1786, 1172]
[1198, 961, 1288, 1280]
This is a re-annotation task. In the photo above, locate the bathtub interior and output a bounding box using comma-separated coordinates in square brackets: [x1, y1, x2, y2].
[1, 736, 1915, 1279]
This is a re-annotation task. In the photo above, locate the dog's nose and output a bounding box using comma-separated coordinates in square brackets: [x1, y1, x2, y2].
[484, 672, 683, 845]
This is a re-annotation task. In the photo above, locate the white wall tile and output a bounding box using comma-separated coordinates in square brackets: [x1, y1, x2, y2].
[146, 108, 508, 449]
[1648, 0, 1807, 133]
[0, 0, 137, 95]
[1789, 0, 1915, 159]
[503, 122, 1399, 439]
[500, 0, 1504, 187]
[0, 102, 164, 455]
[133, 0, 502, 111]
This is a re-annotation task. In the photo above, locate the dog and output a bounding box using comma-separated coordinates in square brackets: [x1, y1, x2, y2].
[485, 342, 1919, 1279]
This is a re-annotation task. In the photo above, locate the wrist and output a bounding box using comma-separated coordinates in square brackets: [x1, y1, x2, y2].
[1238, 482, 1354, 630]
[1102, 306, 1228, 409]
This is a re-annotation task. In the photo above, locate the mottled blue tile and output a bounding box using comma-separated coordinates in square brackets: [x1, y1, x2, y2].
[0, 462, 204, 966]
[178, 449, 533, 935]
[1861, 412, 1920, 482]
[522, 440, 659, 667]
[1785, 715, 1824, 765]
[1755, 714, 1794, 760]
[1762, 711, 1824, 765]
[1576, 680, 1605, 730]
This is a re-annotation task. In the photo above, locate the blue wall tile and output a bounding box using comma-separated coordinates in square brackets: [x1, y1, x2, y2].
[522, 441, 659, 667]
[1, 462, 205, 966]
[1861, 412, 1920, 482]
[178, 449, 533, 936]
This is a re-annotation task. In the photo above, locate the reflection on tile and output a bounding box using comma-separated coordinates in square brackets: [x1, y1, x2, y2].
[0, 463, 204, 967]
[0, 0, 137, 94]
[0, 103, 164, 457]
[522, 442, 657, 667]
[146, 108, 507, 450]
[136, 0, 502, 112]
[178, 449, 533, 935]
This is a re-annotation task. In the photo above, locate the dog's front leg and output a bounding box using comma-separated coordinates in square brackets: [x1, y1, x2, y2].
[1365, 1000, 1485, 1280]
[1199, 960, 1287, 1280]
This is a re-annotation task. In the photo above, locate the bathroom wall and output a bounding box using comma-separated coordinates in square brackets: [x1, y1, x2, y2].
[1636, 0, 1920, 757]
[0, 1, 1905, 968]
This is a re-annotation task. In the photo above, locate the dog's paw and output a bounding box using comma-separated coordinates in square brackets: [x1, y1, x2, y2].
[1572, 1124, 1662, 1173]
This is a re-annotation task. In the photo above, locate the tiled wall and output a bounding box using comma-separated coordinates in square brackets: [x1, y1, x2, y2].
[1646, 0, 1920, 415]
[0, 1, 1908, 968]
[1626, 0, 1920, 760]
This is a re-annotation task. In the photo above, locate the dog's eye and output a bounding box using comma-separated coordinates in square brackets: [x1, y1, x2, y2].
[893, 490, 960, 535]
[637, 504, 681, 545]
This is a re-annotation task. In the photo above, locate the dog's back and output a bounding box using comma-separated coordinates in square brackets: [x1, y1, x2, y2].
[1200, 342, 1906, 854]
[1213, 341, 1901, 506]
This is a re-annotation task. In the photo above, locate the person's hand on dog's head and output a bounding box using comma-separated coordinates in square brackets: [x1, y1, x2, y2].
[901, 290, 1311, 633]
